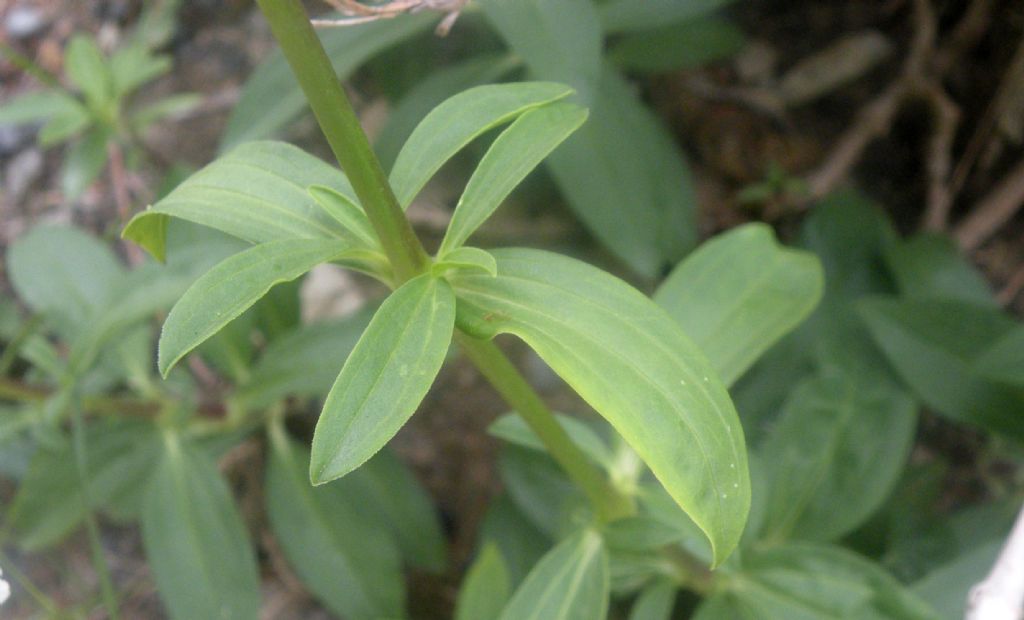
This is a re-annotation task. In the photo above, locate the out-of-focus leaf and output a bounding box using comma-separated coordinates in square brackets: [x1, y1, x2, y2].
[267, 428, 405, 619]
[489, 413, 612, 469]
[859, 298, 1024, 439]
[334, 448, 447, 573]
[695, 543, 938, 620]
[600, 0, 736, 34]
[310, 275, 455, 484]
[453, 249, 749, 565]
[221, 15, 435, 150]
[130, 93, 201, 130]
[499, 446, 589, 539]
[7, 225, 123, 338]
[389, 81, 573, 208]
[440, 102, 587, 253]
[455, 543, 511, 620]
[498, 529, 609, 620]
[37, 102, 91, 146]
[609, 16, 745, 73]
[883, 233, 994, 305]
[376, 54, 518, 169]
[6, 419, 160, 549]
[158, 238, 356, 376]
[123, 141, 359, 262]
[758, 367, 917, 543]
[0, 90, 83, 126]
[64, 35, 112, 107]
[478, 494, 551, 587]
[629, 578, 678, 620]
[972, 326, 1024, 386]
[142, 433, 260, 620]
[60, 126, 110, 200]
[655, 223, 823, 386]
[110, 44, 172, 97]
[911, 540, 1003, 620]
[236, 310, 373, 408]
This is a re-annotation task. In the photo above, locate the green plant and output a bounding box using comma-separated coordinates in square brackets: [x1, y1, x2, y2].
[0, 5, 198, 200]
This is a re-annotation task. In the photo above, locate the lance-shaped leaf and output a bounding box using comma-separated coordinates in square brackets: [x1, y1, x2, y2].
[455, 543, 511, 620]
[142, 434, 261, 620]
[433, 247, 498, 278]
[158, 238, 352, 376]
[389, 82, 574, 207]
[123, 141, 360, 261]
[655, 223, 824, 387]
[498, 529, 609, 620]
[452, 249, 750, 565]
[267, 427, 405, 619]
[310, 275, 455, 484]
[439, 102, 588, 254]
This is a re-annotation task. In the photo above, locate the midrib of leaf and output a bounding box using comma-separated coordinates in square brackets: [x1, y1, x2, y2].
[550, 536, 601, 619]
[165, 437, 219, 613]
[769, 378, 859, 541]
[315, 279, 443, 480]
[456, 284, 730, 521]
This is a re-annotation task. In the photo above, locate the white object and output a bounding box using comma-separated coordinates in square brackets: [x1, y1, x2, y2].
[0, 566, 10, 606]
[967, 502, 1024, 620]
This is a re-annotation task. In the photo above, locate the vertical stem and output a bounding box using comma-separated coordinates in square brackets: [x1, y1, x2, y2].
[456, 334, 632, 522]
[255, 0, 428, 283]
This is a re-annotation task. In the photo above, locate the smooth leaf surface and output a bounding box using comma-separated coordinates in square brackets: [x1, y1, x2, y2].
[610, 17, 745, 73]
[389, 81, 573, 207]
[758, 367, 917, 543]
[60, 126, 109, 199]
[629, 578, 678, 620]
[310, 275, 455, 484]
[911, 540, 1003, 620]
[142, 434, 260, 620]
[696, 543, 938, 620]
[453, 249, 749, 564]
[655, 223, 823, 386]
[455, 543, 511, 620]
[307, 184, 379, 248]
[0, 90, 84, 126]
[38, 103, 91, 146]
[123, 141, 358, 261]
[498, 529, 609, 620]
[236, 310, 373, 408]
[221, 15, 434, 150]
[267, 429, 405, 619]
[478, 494, 552, 587]
[858, 298, 1024, 439]
[974, 327, 1024, 385]
[600, 0, 736, 34]
[434, 246, 499, 278]
[65, 35, 112, 106]
[158, 238, 353, 376]
[375, 54, 517, 168]
[110, 44, 171, 97]
[884, 233, 994, 305]
[499, 446, 589, 539]
[440, 101, 588, 253]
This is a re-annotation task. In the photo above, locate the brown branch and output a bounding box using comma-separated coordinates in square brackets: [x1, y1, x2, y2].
[955, 158, 1024, 250]
[922, 85, 961, 231]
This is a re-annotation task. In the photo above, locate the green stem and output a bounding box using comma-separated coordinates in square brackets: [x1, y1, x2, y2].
[456, 334, 632, 522]
[255, 0, 633, 523]
[255, 0, 428, 283]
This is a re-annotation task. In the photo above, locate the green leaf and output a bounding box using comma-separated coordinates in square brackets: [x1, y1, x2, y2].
[310, 274, 456, 484]
[452, 249, 749, 565]
[434, 246, 499, 278]
[158, 238, 353, 377]
[0, 90, 84, 126]
[6, 419, 161, 550]
[60, 126, 110, 200]
[64, 34, 113, 107]
[37, 102, 92, 146]
[389, 81, 574, 208]
[478, 494, 552, 587]
[858, 298, 1024, 439]
[267, 427, 405, 619]
[884, 233, 994, 305]
[130, 93, 202, 130]
[609, 16, 745, 73]
[489, 412, 612, 469]
[142, 433, 261, 620]
[758, 367, 917, 543]
[974, 327, 1024, 385]
[600, 0, 736, 34]
[911, 541, 1003, 620]
[109, 44, 172, 97]
[7, 225, 123, 338]
[306, 184, 379, 248]
[123, 141, 361, 261]
[236, 310, 373, 408]
[629, 578, 678, 620]
[695, 543, 938, 620]
[333, 448, 448, 573]
[221, 15, 435, 150]
[498, 529, 609, 620]
[375, 54, 518, 169]
[655, 223, 824, 387]
[455, 543, 511, 620]
[440, 102, 588, 254]
[499, 446, 589, 538]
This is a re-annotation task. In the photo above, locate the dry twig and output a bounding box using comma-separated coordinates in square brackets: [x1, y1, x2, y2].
[955, 158, 1024, 250]
[313, 0, 470, 35]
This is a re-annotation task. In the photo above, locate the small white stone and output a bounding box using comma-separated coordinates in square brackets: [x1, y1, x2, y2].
[0, 566, 10, 606]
